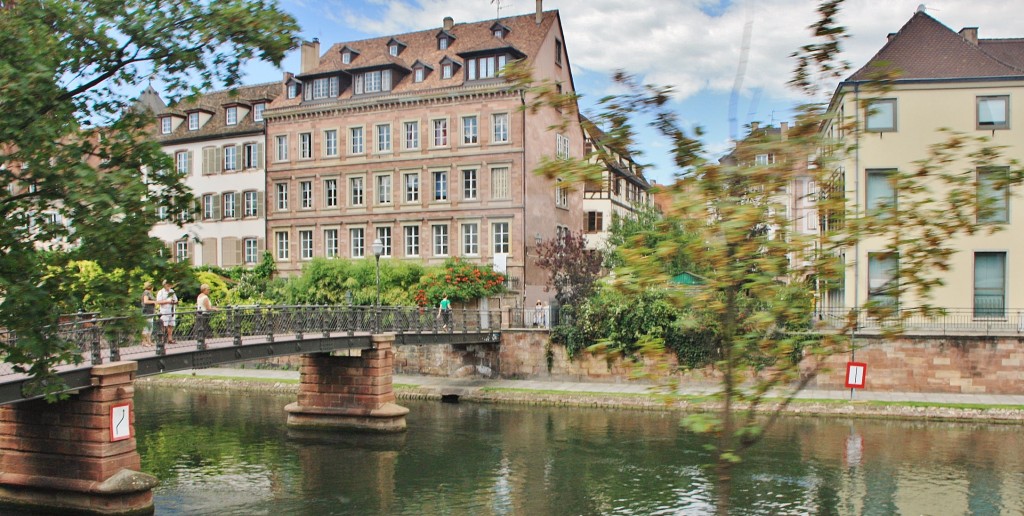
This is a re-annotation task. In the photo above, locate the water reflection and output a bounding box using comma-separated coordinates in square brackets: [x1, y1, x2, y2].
[134, 386, 1024, 515]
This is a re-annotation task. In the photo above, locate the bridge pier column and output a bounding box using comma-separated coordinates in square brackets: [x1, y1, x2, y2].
[285, 333, 408, 432]
[0, 362, 158, 515]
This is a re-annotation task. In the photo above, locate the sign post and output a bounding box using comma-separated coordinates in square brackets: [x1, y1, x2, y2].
[844, 362, 867, 390]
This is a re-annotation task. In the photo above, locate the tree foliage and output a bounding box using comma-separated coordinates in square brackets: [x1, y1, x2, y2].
[0, 0, 298, 399]
[414, 258, 506, 307]
[534, 231, 603, 307]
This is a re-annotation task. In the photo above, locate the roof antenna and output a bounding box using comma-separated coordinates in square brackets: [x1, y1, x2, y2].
[492, 0, 512, 19]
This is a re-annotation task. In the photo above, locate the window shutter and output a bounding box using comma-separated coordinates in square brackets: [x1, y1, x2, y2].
[187, 151, 194, 175]
[382, 69, 392, 91]
[257, 191, 265, 218]
[201, 238, 217, 266]
[235, 238, 244, 266]
[213, 147, 222, 173]
[257, 238, 266, 253]
[304, 83, 312, 101]
[202, 147, 214, 175]
[233, 192, 242, 217]
[354, 74, 364, 95]
[257, 142, 265, 169]
[235, 144, 242, 168]
[221, 237, 237, 266]
[330, 76, 339, 97]
[212, 194, 221, 220]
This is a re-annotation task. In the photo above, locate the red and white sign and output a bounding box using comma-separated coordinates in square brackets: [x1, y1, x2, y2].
[845, 362, 867, 389]
[110, 402, 132, 442]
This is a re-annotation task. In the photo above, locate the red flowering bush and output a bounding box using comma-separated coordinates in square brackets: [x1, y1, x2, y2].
[414, 258, 506, 306]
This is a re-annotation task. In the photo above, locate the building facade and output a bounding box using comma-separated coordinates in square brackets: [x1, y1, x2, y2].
[821, 8, 1024, 314]
[151, 83, 278, 267]
[580, 116, 652, 250]
[263, 5, 583, 303]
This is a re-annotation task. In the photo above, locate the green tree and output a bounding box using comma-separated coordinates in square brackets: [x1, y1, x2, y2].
[604, 203, 696, 276]
[0, 0, 298, 399]
[519, 1, 1023, 511]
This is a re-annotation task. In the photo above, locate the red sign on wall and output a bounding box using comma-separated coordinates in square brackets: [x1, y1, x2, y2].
[845, 362, 867, 389]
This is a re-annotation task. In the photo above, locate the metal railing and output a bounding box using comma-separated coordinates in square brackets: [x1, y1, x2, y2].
[813, 307, 1024, 336]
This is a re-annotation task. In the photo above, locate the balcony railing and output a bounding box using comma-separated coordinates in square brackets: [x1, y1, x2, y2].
[814, 307, 1024, 336]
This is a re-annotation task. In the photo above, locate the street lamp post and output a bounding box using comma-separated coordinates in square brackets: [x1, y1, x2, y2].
[372, 238, 384, 334]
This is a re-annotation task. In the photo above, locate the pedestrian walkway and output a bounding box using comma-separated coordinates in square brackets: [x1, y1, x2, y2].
[187, 368, 1024, 406]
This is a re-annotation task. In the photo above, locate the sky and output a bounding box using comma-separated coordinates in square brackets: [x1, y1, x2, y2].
[236, 0, 1024, 185]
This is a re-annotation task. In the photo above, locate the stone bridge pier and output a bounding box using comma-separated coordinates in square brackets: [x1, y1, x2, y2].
[0, 362, 157, 515]
[285, 333, 409, 432]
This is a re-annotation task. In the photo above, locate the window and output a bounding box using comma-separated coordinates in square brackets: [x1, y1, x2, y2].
[355, 69, 392, 94]
[467, 55, 506, 80]
[324, 179, 338, 207]
[404, 226, 420, 257]
[432, 225, 449, 256]
[376, 124, 391, 152]
[350, 228, 365, 258]
[438, 37, 449, 50]
[491, 167, 510, 200]
[202, 194, 215, 220]
[222, 192, 236, 219]
[433, 119, 448, 147]
[404, 172, 420, 202]
[975, 252, 1006, 317]
[556, 133, 570, 159]
[157, 206, 168, 221]
[978, 167, 1009, 223]
[587, 211, 603, 232]
[442, 63, 452, 79]
[977, 95, 1009, 129]
[176, 241, 189, 262]
[324, 229, 339, 258]
[243, 143, 260, 169]
[309, 76, 339, 100]
[253, 103, 265, 122]
[493, 222, 510, 254]
[160, 117, 172, 134]
[324, 129, 338, 156]
[188, 112, 199, 131]
[492, 113, 509, 143]
[244, 238, 258, 264]
[299, 230, 313, 260]
[376, 174, 392, 204]
[555, 39, 563, 66]
[225, 107, 237, 125]
[275, 183, 288, 211]
[755, 154, 775, 166]
[433, 171, 448, 201]
[300, 180, 313, 209]
[223, 145, 237, 171]
[405, 121, 419, 149]
[462, 223, 478, 255]
[376, 227, 392, 257]
[342, 51, 352, 64]
[389, 44, 399, 56]
[175, 151, 190, 175]
[287, 82, 298, 99]
[350, 127, 364, 154]
[462, 116, 478, 144]
[275, 135, 288, 161]
[275, 231, 290, 260]
[462, 169, 477, 200]
[867, 252, 898, 306]
[350, 177, 364, 206]
[555, 178, 568, 207]
[299, 133, 312, 159]
[243, 190, 258, 217]
[414, 68, 424, 83]
[866, 169, 896, 216]
[865, 99, 896, 132]
[495, 29, 504, 39]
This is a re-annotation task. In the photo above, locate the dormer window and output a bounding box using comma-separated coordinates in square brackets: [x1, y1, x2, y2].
[439, 57, 459, 80]
[390, 44, 399, 56]
[287, 82, 299, 99]
[490, 22, 510, 39]
[466, 54, 507, 80]
[160, 117, 172, 134]
[494, 30, 503, 38]
[342, 51, 352, 64]
[253, 103, 265, 122]
[305, 76, 340, 100]
[415, 68, 424, 82]
[354, 69, 392, 95]
[188, 112, 199, 131]
[386, 38, 406, 57]
[411, 61, 432, 83]
[436, 30, 455, 50]
[439, 37, 449, 50]
[225, 106, 237, 125]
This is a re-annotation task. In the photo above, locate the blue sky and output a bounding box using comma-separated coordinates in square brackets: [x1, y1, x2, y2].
[234, 0, 1024, 184]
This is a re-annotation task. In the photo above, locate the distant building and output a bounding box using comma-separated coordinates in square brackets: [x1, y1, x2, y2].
[151, 83, 278, 267]
[579, 115, 652, 250]
[263, 2, 583, 303]
[821, 8, 1024, 315]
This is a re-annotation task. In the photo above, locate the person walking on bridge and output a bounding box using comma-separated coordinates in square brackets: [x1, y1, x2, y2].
[156, 280, 178, 344]
[437, 294, 452, 332]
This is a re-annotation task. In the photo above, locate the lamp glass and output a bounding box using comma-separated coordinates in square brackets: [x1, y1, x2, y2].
[372, 238, 384, 257]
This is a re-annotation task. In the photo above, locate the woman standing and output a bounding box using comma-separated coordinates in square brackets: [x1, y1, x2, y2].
[141, 282, 156, 345]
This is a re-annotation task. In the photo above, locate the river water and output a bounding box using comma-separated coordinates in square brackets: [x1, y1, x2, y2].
[135, 386, 1024, 515]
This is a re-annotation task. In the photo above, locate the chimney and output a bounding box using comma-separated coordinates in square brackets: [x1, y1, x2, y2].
[780, 122, 789, 141]
[536, 0, 543, 24]
[443, 16, 453, 31]
[959, 27, 978, 45]
[886, 32, 897, 43]
[300, 38, 320, 74]
[750, 121, 759, 132]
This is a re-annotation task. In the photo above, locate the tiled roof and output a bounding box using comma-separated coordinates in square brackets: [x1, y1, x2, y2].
[270, 10, 558, 110]
[153, 82, 280, 142]
[847, 11, 1024, 82]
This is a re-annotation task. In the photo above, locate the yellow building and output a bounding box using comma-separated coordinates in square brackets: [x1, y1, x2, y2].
[822, 8, 1024, 318]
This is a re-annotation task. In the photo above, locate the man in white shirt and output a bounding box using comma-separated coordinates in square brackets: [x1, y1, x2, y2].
[156, 280, 178, 344]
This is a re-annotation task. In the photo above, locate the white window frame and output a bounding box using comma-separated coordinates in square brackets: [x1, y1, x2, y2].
[324, 178, 338, 208]
[433, 170, 448, 201]
[324, 129, 338, 157]
[244, 238, 258, 264]
[404, 121, 419, 149]
[376, 226, 392, 257]
[275, 135, 288, 161]
[243, 190, 258, 217]
[299, 230, 313, 260]
[324, 229, 339, 258]
[462, 168, 478, 200]
[300, 180, 313, 209]
[376, 174, 392, 205]
[225, 106, 237, 125]
[253, 103, 265, 122]
[462, 115, 478, 145]
[223, 145, 237, 171]
[275, 182, 288, 211]
[376, 123, 391, 153]
[404, 225, 420, 257]
[404, 172, 420, 203]
[432, 119, 448, 147]
[175, 151, 189, 175]
[493, 222, 510, 254]
[299, 132, 312, 159]
[188, 112, 199, 131]
[275, 231, 290, 260]
[222, 192, 236, 219]
[350, 126, 364, 155]
[160, 117, 172, 134]
[462, 223, 479, 256]
[492, 113, 509, 143]
[350, 228, 365, 258]
[432, 224, 449, 257]
[350, 176, 365, 206]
